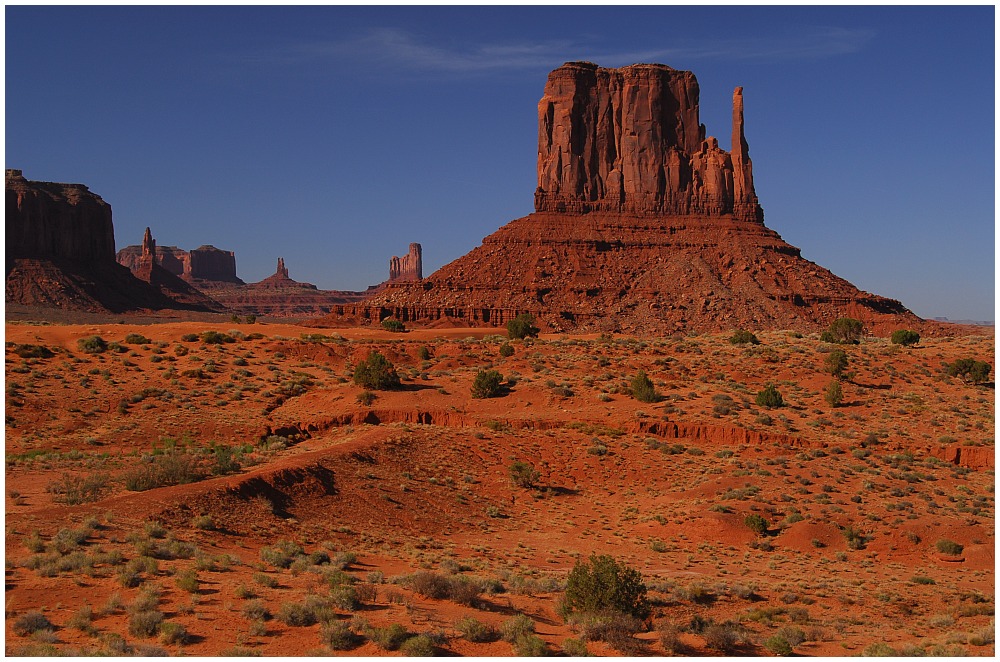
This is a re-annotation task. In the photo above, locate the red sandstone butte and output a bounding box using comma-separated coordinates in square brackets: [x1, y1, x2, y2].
[315, 62, 929, 335]
[389, 243, 423, 282]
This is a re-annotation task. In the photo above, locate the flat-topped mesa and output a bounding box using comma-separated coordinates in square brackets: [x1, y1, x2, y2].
[6, 168, 117, 262]
[534, 62, 762, 222]
[389, 243, 423, 282]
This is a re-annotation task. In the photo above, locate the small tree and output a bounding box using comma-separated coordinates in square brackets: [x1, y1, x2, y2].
[471, 369, 504, 398]
[380, 319, 406, 333]
[729, 329, 760, 345]
[890, 329, 920, 346]
[563, 554, 650, 620]
[353, 351, 401, 390]
[755, 384, 784, 408]
[506, 313, 540, 340]
[820, 317, 864, 344]
[509, 461, 539, 489]
[499, 342, 514, 357]
[946, 358, 991, 385]
[824, 349, 849, 378]
[630, 370, 660, 403]
[824, 379, 843, 407]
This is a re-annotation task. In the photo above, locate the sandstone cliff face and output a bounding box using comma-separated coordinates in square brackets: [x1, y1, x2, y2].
[534, 63, 762, 222]
[116, 243, 243, 284]
[6, 169, 116, 262]
[389, 243, 423, 282]
[6, 171, 216, 313]
[315, 62, 925, 335]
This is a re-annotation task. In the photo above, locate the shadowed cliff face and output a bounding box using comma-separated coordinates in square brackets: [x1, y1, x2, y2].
[534, 62, 762, 222]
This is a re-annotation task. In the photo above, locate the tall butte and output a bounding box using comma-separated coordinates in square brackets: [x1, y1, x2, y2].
[325, 62, 921, 334]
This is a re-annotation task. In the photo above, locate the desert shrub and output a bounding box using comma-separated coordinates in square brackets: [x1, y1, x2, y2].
[259, 540, 305, 568]
[935, 539, 964, 555]
[472, 369, 505, 398]
[320, 620, 361, 650]
[191, 515, 214, 530]
[159, 621, 189, 645]
[563, 554, 649, 620]
[330, 585, 360, 611]
[702, 621, 749, 654]
[824, 349, 849, 377]
[356, 390, 376, 406]
[863, 642, 897, 656]
[842, 525, 866, 550]
[417, 345, 431, 360]
[456, 616, 497, 643]
[380, 319, 405, 333]
[509, 461, 540, 489]
[128, 610, 164, 637]
[630, 370, 660, 403]
[352, 351, 401, 390]
[124, 333, 151, 345]
[121, 450, 206, 491]
[277, 602, 317, 627]
[499, 342, 515, 357]
[946, 358, 991, 385]
[755, 384, 784, 408]
[744, 514, 768, 536]
[174, 568, 199, 593]
[764, 634, 793, 656]
[47, 471, 111, 505]
[513, 633, 548, 656]
[448, 576, 486, 606]
[77, 336, 109, 354]
[12, 611, 53, 637]
[242, 600, 271, 621]
[400, 634, 436, 656]
[562, 637, 590, 656]
[657, 622, 685, 654]
[820, 318, 864, 344]
[824, 379, 843, 407]
[507, 313, 540, 340]
[891, 329, 920, 346]
[729, 329, 760, 345]
[180, 333, 199, 342]
[13, 344, 54, 359]
[369, 623, 409, 651]
[500, 614, 536, 643]
[200, 331, 235, 344]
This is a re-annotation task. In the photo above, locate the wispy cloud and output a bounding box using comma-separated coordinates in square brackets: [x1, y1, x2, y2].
[239, 26, 875, 75]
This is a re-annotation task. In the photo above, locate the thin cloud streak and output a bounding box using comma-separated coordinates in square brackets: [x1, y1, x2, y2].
[236, 26, 875, 74]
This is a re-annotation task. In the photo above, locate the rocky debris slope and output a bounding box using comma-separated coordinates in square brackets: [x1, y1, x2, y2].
[6, 169, 216, 314]
[317, 62, 925, 335]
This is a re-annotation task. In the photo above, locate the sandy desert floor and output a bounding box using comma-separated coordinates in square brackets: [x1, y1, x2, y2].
[4, 319, 994, 656]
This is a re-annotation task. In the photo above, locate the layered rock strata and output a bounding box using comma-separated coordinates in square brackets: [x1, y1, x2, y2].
[117, 242, 243, 284]
[6, 170, 216, 313]
[315, 62, 925, 335]
[389, 243, 423, 282]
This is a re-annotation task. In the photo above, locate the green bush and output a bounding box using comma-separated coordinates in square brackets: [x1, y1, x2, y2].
[380, 319, 406, 333]
[824, 349, 848, 377]
[417, 345, 431, 360]
[513, 633, 548, 656]
[78, 336, 109, 354]
[320, 621, 360, 650]
[13, 344, 54, 359]
[507, 313, 540, 340]
[400, 634, 436, 656]
[124, 333, 151, 345]
[935, 539, 964, 555]
[824, 379, 843, 407]
[352, 351, 401, 390]
[562, 637, 590, 656]
[744, 514, 768, 536]
[356, 390, 376, 406]
[241, 600, 271, 621]
[12, 611, 53, 637]
[500, 614, 536, 643]
[946, 359, 991, 385]
[764, 634, 793, 656]
[729, 329, 760, 345]
[175, 569, 199, 593]
[509, 461, 540, 489]
[369, 623, 409, 651]
[630, 370, 660, 403]
[755, 384, 784, 408]
[159, 621, 189, 645]
[562, 554, 649, 620]
[820, 317, 864, 344]
[891, 329, 920, 346]
[472, 369, 505, 398]
[128, 610, 164, 637]
[200, 331, 235, 344]
[455, 616, 497, 643]
[277, 602, 317, 627]
[499, 342, 514, 357]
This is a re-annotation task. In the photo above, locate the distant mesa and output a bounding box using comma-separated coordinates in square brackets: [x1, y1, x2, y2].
[317, 62, 925, 334]
[6, 169, 218, 314]
[117, 240, 243, 284]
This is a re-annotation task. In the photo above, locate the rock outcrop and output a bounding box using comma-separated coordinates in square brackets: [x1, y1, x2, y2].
[314, 62, 927, 335]
[389, 243, 423, 282]
[6, 170, 217, 314]
[534, 63, 762, 222]
[117, 242, 243, 284]
[122, 227, 225, 310]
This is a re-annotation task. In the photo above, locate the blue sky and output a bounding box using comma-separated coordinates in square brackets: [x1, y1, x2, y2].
[6, 5, 994, 321]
